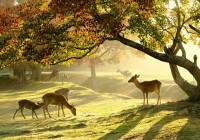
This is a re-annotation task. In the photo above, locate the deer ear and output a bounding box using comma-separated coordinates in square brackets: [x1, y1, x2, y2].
[137, 75, 140, 78]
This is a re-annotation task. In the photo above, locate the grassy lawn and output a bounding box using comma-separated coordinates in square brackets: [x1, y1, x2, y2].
[0, 74, 200, 140]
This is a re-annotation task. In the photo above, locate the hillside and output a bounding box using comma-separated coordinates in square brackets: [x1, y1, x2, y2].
[0, 72, 199, 139]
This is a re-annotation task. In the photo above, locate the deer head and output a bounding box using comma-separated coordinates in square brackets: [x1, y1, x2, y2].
[70, 104, 76, 116]
[128, 74, 140, 83]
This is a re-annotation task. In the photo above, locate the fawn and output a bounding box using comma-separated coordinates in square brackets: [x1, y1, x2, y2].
[13, 99, 44, 119]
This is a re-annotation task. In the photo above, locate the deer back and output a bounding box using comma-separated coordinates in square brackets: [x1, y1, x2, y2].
[140, 80, 161, 92]
[18, 99, 38, 109]
[42, 93, 67, 105]
[55, 88, 69, 100]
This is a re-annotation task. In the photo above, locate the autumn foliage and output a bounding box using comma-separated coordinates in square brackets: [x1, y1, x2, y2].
[0, 0, 199, 68]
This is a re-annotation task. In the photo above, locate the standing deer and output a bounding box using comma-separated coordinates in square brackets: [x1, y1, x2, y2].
[117, 69, 132, 81]
[13, 99, 44, 119]
[60, 73, 69, 85]
[54, 88, 69, 100]
[128, 74, 162, 105]
[49, 70, 69, 84]
[42, 93, 76, 119]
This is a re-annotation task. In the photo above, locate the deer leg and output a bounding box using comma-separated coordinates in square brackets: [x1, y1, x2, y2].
[46, 106, 52, 118]
[159, 90, 161, 104]
[32, 109, 34, 119]
[143, 92, 146, 105]
[13, 108, 21, 119]
[157, 94, 161, 105]
[21, 108, 26, 119]
[43, 106, 47, 119]
[58, 105, 60, 117]
[61, 105, 65, 117]
[33, 110, 38, 119]
[146, 93, 149, 105]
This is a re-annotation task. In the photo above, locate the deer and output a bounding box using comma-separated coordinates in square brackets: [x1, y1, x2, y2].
[49, 70, 59, 81]
[117, 69, 132, 81]
[49, 70, 69, 85]
[13, 99, 44, 119]
[54, 88, 69, 101]
[60, 73, 70, 85]
[42, 93, 76, 119]
[128, 74, 162, 105]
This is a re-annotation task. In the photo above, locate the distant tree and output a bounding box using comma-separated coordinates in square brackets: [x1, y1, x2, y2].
[11, 62, 28, 85]
[29, 61, 41, 81]
[78, 40, 139, 79]
[10, 61, 41, 85]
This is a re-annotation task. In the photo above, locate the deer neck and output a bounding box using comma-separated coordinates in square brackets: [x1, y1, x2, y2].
[133, 79, 142, 89]
[35, 104, 43, 110]
[64, 101, 73, 109]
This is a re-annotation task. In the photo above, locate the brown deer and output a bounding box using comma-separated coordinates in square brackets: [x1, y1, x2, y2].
[13, 99, 44, 119]
[42, 93, 76, 119]
[128, 74, 162, 105]
[54, 88, 69, 101]
[49, 70, 59, 81]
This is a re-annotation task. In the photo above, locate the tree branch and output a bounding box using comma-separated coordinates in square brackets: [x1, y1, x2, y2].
[50, 48, 93, 65]
[189, 24, 200, 35]
[50, 39, 105, 65]
[115, 35, 200, 84]
[115, 35, 197, 69]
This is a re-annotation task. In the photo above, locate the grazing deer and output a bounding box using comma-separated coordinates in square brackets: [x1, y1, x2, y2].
[117, 69, 132, 81]
[54, 88, 69, 101]
[13, 99, 44, 119]
[128, 74, 162, 105]
[42, 93, 76, 119]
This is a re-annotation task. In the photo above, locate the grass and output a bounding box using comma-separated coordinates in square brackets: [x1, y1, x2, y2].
[0, 73, 200, 140]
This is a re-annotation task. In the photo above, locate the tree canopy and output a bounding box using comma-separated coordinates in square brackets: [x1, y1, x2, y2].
[1, 0, 200, 101]
[0, 0, 199, 68]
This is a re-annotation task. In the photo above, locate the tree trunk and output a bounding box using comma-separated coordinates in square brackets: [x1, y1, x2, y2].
[30, 63, 41, 81]
[90, 59, 96, 79]
[90, 59, 98, 90]
[13, 66, 26, 85]
[116, 35, 200, 101]
[169, 64, 200, 101]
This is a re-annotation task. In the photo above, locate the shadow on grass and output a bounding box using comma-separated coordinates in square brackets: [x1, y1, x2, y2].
[37, 123, 87, 132]
[98, 101, 197, 140]
[142, 114, 179, 140]
[142, 113, 200, 140]
[20, 82, 59, 91]
[0, 125, 33, 139]
[176, 116, 200, 140]
[0, 122, 86, 139]
[141, 102, 199, 140]
[98, 106, 154, 140]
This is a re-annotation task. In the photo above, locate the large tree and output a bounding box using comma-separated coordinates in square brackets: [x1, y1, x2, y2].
[0, 0, 200, 101]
